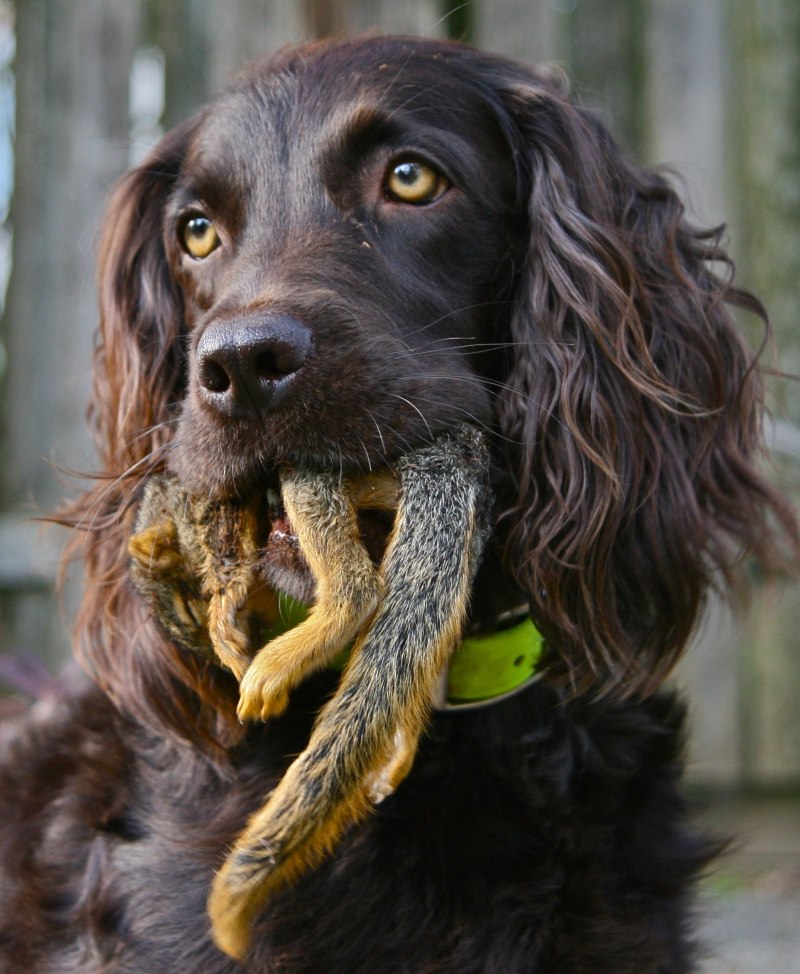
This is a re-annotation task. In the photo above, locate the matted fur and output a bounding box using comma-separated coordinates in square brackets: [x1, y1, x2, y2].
[1, 34, 798, 974]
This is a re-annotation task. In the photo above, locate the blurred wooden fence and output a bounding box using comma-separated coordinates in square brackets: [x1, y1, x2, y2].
[1, 0, 798, 789]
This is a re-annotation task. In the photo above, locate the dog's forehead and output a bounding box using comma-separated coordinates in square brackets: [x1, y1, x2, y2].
[187, 42, 505, 183]
[249, 39, 497, 123]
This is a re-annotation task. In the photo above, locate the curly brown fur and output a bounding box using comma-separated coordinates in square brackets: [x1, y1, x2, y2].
[3, 34, 799, 974]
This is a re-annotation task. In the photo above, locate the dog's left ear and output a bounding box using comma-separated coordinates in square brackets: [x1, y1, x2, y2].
[491, 68, 798, 697]
[63, 116, 245, 752]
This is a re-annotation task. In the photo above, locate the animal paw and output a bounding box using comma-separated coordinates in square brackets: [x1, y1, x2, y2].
[236, 665, 292, 722]
[128, 501, 215, 657]
[364, 728, 416, 803]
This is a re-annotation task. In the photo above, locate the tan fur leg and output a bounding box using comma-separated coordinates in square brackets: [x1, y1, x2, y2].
[237, 470, 389, 721]
[365, 726, 417, 803]
[208, 750, 381, 961]
[201, 503, 261, 679]
[206, 580, 255, 681]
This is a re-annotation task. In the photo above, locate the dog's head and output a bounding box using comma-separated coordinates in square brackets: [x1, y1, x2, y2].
[75, 36, 796, 744]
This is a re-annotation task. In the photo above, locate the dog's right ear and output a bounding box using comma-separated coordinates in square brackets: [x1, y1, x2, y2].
[93, 116, 197, 476]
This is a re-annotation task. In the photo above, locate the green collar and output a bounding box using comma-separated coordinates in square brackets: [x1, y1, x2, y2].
[270, 596, 543, 710]
[439, 614, 543, 710]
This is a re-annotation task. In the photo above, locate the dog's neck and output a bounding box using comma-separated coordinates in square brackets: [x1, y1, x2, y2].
[273, 595, 543, 711]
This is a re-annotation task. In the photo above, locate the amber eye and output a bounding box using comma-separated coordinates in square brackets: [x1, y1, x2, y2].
[180, 215, 220, 259]
[384, 160, 448, 205]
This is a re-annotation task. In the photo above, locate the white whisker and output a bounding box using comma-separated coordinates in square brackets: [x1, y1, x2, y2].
[389, 394, 434, 441]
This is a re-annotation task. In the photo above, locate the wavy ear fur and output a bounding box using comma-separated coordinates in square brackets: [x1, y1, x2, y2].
[92, 118, 194, 472]
[62, 117, 241, 751]
[493, 69, 799, 697]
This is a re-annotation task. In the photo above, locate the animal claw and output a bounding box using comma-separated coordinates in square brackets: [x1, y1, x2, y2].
[236, 670, 291, 722]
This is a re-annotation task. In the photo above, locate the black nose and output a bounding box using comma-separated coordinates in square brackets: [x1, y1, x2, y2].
[195, 313, 312, 417]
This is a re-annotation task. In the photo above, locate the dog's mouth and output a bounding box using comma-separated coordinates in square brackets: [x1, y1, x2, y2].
[129, 424, 515, 699]
[258, 482, 397, 605]
[256, 488, 313, 604]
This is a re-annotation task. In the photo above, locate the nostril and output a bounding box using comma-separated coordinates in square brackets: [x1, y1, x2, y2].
[255, 342, 308, 381]
[200, 358, 231, 393]
[255, 353, 277, 382]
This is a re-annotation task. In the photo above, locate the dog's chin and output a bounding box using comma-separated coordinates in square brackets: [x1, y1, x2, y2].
[168, 428, 386, 500]
[167, 438, 281, 502]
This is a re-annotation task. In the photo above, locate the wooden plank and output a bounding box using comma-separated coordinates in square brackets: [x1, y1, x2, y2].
[159, 0, 306, 120]
[676, 599, 743, 786]
[343, 0, 444, 37]
[725, 0, 800, 788]
[205, 0, 306, 92]
[1, 0, 139, 512]
[158, 0, 214, 128]
[474, 0, 560, 65]
[1, 0, 140, 663]
[729, 0, 800, 424]
[641, 0, 738, 786]
[566, 0, 647, 156]
[645, 0, 727, 226]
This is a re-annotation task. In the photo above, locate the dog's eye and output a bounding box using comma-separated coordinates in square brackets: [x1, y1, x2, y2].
[384, 160, 448, 205]
[180, 215, 220, 259]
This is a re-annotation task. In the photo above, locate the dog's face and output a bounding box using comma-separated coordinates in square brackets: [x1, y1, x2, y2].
[165, 44, 519, 497]
[86, 35, 792, 714]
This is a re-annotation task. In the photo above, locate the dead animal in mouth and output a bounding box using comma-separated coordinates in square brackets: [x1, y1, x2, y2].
[129, 425, 492, 960]
[129, 466, 400, 687]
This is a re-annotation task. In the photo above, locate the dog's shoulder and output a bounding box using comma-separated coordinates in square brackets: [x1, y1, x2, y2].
[0, 686, 131, 964]
[0, 684, 132, 824]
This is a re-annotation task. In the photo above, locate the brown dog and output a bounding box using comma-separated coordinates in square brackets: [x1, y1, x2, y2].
[1, 35, 797, 974]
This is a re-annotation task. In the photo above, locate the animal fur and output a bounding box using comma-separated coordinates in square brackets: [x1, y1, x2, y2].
[1, 34, 798, 974]
[130, 427, 492, 958]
